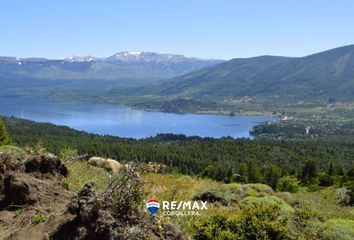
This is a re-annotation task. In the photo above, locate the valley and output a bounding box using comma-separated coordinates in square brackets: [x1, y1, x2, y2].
[1, 1, 354, 239]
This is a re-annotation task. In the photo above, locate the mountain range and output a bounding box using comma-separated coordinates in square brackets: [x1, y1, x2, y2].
[0, 52, 223, 84]
[130, 45, 354, 106]
[1, 45, 354, 112]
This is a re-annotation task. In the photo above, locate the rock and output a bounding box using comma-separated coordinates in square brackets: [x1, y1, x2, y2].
[88, 157, 121, 174]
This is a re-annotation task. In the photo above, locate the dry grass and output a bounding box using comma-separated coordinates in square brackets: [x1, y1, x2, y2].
[65, 160, 110, 194]
[290, 187, 354, 220]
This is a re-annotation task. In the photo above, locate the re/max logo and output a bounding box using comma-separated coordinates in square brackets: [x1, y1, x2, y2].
[162, 201, 207, 210]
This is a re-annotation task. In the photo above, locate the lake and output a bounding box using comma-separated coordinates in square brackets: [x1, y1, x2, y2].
[0, 97, 276, 139]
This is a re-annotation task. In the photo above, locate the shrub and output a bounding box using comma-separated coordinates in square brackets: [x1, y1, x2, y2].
[193, 190, 231, 206]
[316, 218, 354, 240]
[338, 182, 354, 206]
[244, 183, 273, 193]
[235, 203, 289, 240]
[277, 176, 299, 193]
[241, 196, 294, 215]
[193, 214, 231, 240]
[318, 174, 334, 186]
[59, 146, 79, 162]
[223, 183, 242, 192]
[193, 202, 289, 240]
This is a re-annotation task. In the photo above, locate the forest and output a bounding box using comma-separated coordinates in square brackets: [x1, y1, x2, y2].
[2, 116, 353, 190]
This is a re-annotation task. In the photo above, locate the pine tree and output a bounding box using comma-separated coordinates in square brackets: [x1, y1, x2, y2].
[264, 165, 282, 189]
[301, 160, 317, 181]
[0, 118, 11, 146]
[327, 161, 335, 176]
[247, 159, 262, 183]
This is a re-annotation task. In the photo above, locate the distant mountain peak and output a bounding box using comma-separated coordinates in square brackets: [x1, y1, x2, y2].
[125, 51, 142, 56]
[105, 51, 222, 63]
[0, 51, 223, 81]
[64, 55, 100, 62]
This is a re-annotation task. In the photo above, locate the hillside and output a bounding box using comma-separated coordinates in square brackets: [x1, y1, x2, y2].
[0, 116, 353, 239]
[126, 45, 354, 110]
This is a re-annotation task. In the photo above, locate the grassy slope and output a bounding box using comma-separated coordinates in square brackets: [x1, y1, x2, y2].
[64, 160, 353, 238]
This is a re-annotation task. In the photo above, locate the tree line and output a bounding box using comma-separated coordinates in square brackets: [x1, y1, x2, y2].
[2, 116, 354, 189]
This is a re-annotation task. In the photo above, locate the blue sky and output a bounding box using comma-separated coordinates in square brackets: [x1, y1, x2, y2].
[0, 0, 353, 59]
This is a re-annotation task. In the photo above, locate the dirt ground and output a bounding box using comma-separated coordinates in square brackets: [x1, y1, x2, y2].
[0, 151, 75, 240]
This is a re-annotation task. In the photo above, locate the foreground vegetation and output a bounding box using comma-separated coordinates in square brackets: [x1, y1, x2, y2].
[1, 117, 353, 239]
[39, 154, 354, 239]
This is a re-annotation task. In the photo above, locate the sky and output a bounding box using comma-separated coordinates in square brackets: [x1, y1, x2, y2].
[0, 0, 353, 60]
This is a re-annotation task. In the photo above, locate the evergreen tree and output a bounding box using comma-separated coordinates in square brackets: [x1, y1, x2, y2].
[337, 165, 345, 176]
[247, 159, 262, 183]
[301, 160, 317, 181]
[264, 165, 282, 189]
[0, 118, 11, 146]
[327, 161, 335, 176]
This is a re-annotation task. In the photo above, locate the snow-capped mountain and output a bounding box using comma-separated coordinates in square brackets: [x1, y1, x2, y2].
[0, 51, 224, 82]
[105, 51, 220, 63]
[64, 55, 101, 62]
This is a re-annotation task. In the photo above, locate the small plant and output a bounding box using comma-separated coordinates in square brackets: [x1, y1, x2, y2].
[34, 140, 46, 155]
[32, 214, 46, 224]
[15, 209, 23, 217]
[59, 147, 78, 162]
[63, 178, 70, 190]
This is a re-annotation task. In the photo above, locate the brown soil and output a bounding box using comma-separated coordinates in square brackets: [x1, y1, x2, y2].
[0, 152, 74, 240]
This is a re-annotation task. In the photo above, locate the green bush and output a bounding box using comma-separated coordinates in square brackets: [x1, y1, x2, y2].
[223, 183, 242, 192]
[244, 183, 273, 193]
[193, 202, 289, 240]
[316, 218, 354, 240]
[193, 214, 232, 240]
[193, 190, 233, 206]
[319, 174, 334, 186]
[235, 203, 289, 240]
[277, 176, 299, 193]
[241, 196, 294, 215]
[59, 146, 78, 161]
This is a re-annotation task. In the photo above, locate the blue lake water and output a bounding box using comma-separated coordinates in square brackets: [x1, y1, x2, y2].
[0, 97, 276, 139]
